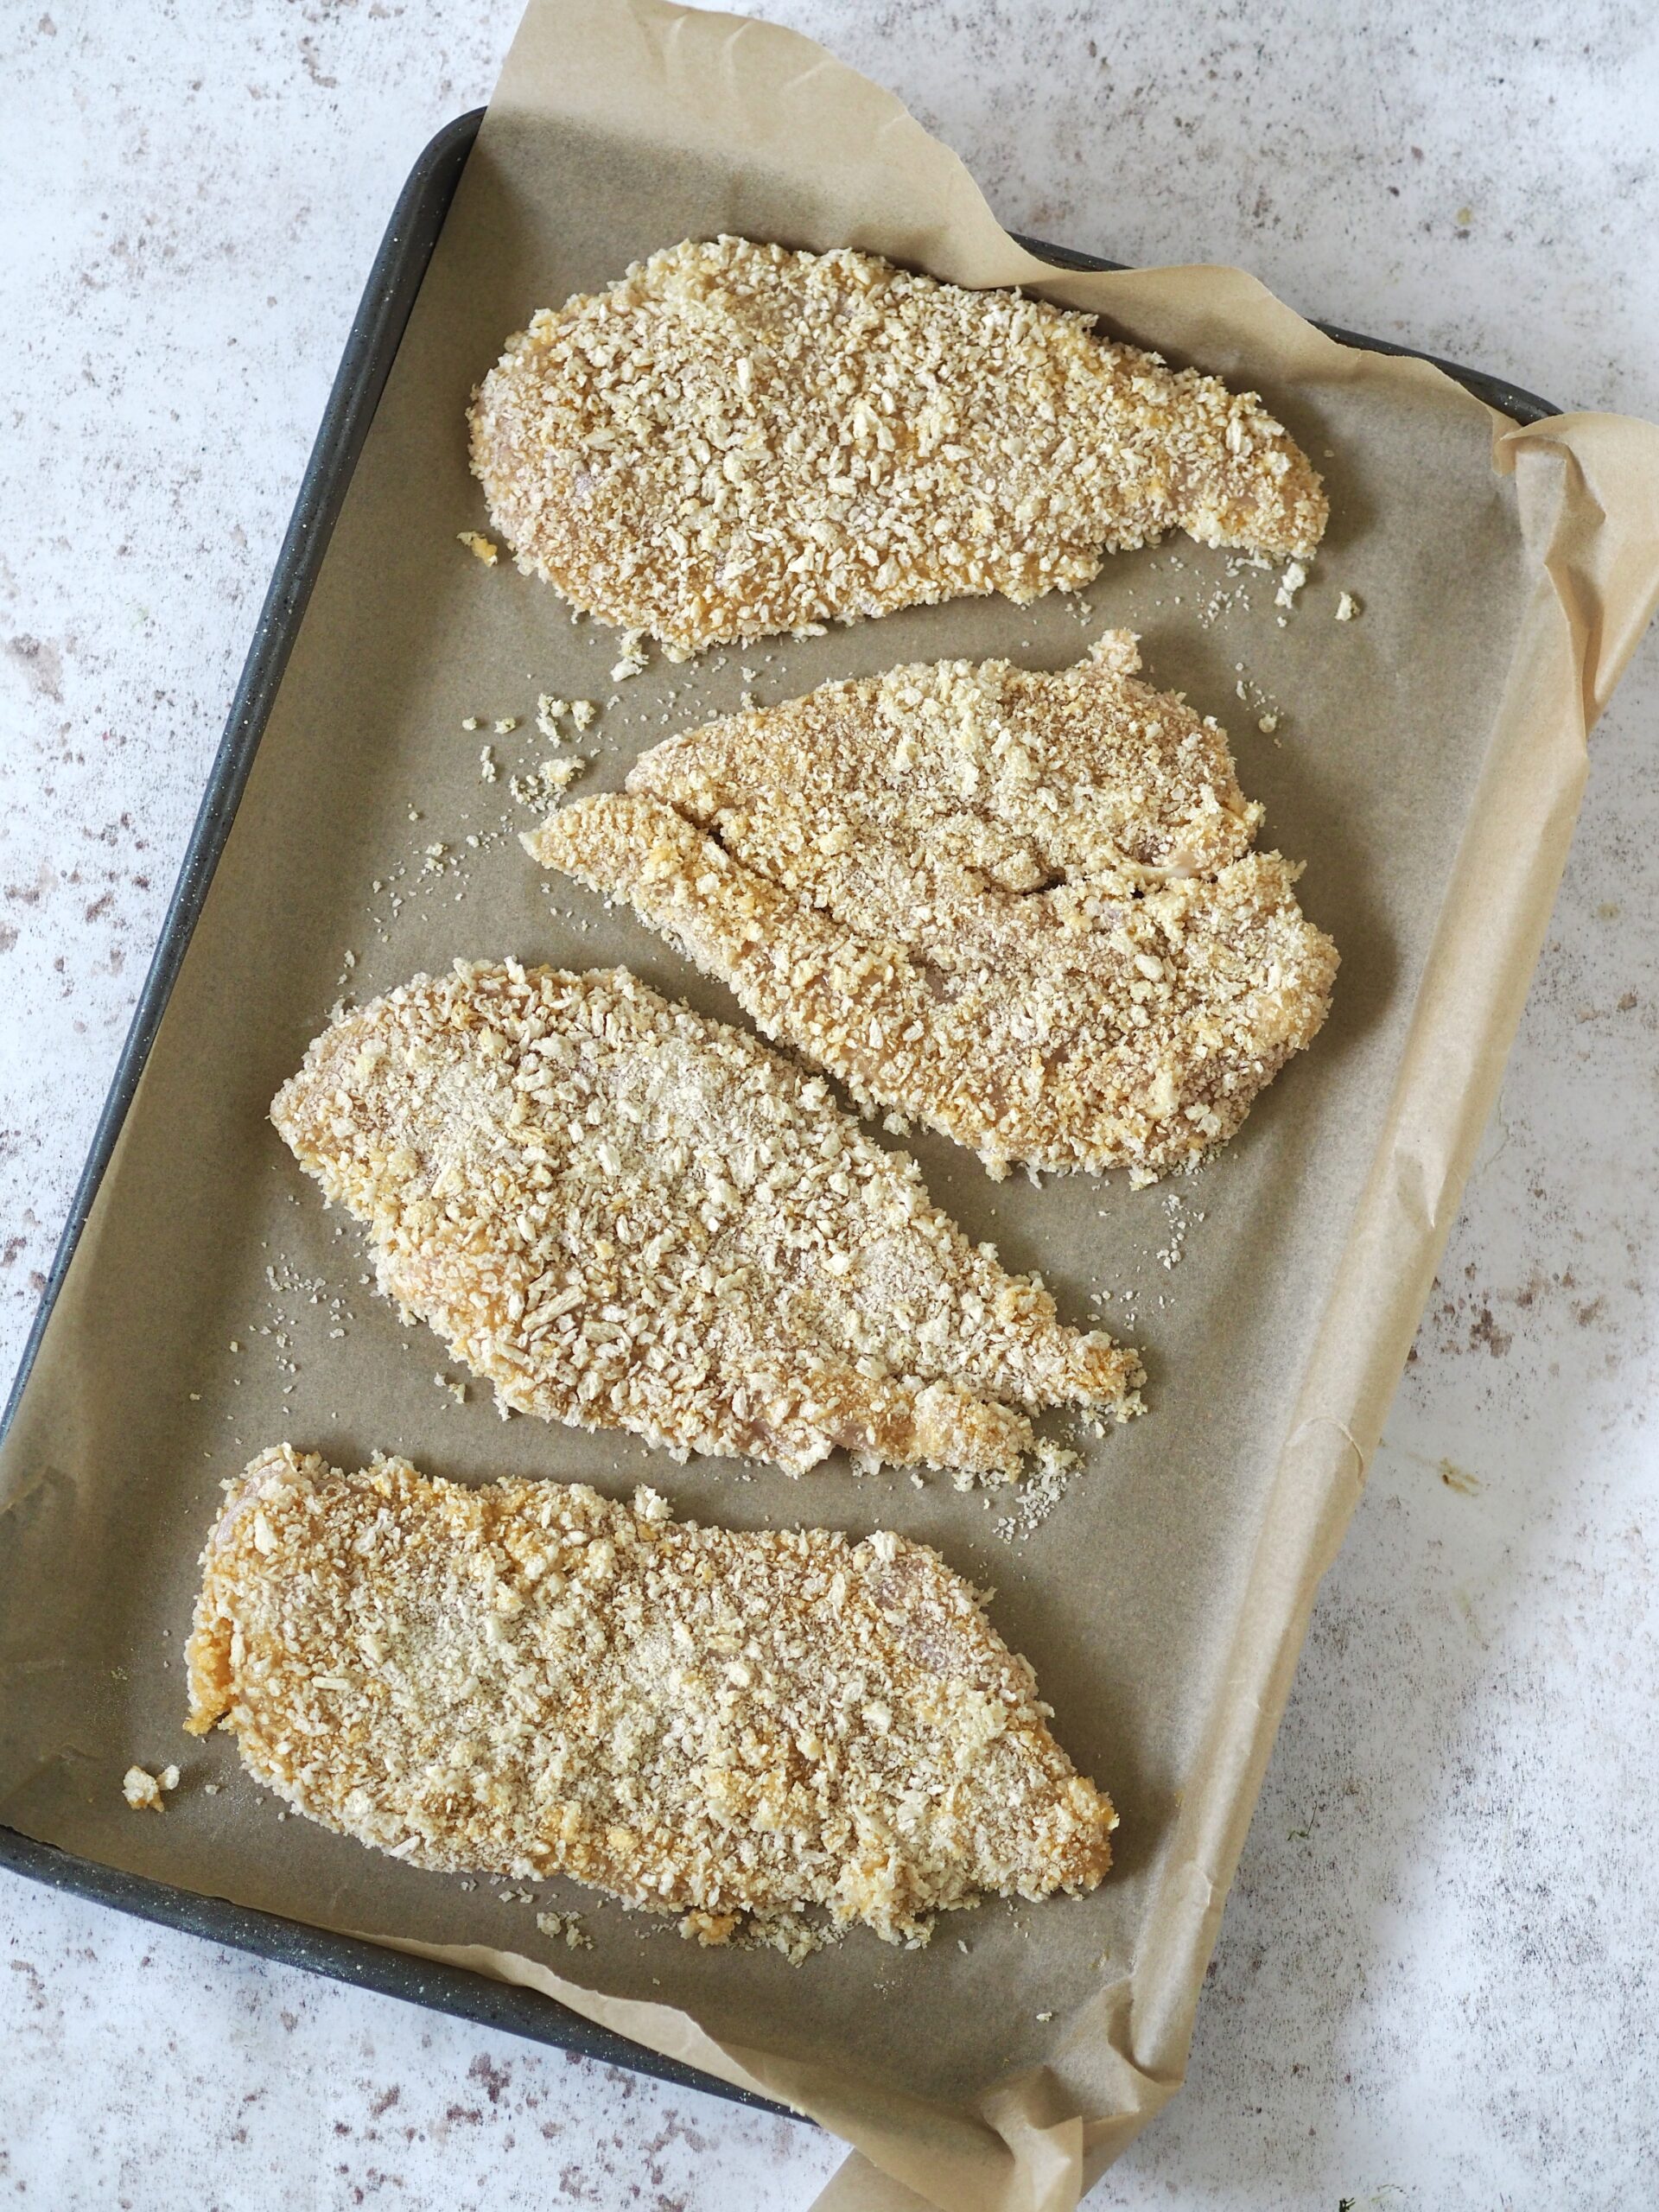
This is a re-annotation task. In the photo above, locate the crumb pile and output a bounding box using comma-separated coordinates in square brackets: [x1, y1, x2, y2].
[186, 1446, 1117, 1943]
[270, 963, 1140, 1478]
[530, 635, 1338, 1178]
[469, 237, 1328, 654]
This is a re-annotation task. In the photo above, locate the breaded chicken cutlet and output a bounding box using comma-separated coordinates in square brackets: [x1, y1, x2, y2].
[186, 1446, 1117, 1944]
[270, 964, 1141, 1480]
[469, 236, 1327, 655]
[528, 636, 1338, 1179]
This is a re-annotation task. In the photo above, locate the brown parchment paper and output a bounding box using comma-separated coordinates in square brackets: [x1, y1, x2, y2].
[4, 3, 1659, 2207]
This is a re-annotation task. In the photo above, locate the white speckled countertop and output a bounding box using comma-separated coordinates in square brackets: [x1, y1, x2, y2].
[3, 4, 1657, 2206]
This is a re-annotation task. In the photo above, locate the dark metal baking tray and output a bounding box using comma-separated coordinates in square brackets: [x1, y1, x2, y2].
[0, 104, 1560, 2116]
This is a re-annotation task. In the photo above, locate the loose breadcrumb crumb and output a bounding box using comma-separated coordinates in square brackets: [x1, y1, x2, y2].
[611, 628, 649, 682]
[458, 531, 499, 566]
[995, 1439, 1082, 1541]
[510, 757, 588, 809]
[1336, 590, 1360, 621]
[123, 1764, 177, 1811]
[536, 1908, 594, 1950]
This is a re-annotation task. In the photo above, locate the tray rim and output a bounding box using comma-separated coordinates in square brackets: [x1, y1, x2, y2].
[0, 101, 1563, 2123]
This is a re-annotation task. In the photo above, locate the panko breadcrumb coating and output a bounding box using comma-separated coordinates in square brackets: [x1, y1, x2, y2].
[468, 236, 1327, 655]
[270, 964, 1140, 1479]
[186, 1446, 1117, 1944]
[527, 637, 1338, 1179]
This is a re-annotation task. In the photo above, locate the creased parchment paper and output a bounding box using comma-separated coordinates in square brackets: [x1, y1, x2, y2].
[3, 3, 1658, 2207]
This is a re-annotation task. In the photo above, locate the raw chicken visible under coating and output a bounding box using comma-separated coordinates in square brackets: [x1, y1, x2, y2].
[527, 638, 1338, 1179]
[468, 236, 1328, 656]
[270, 965, 1140, 1480]
[186, 1447, 1117, 1945]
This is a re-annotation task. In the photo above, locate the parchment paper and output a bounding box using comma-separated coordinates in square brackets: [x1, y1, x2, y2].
[3, 4, 1658, 2208]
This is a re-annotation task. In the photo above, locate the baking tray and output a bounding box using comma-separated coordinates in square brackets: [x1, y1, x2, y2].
[0, 104, 1561, 2117]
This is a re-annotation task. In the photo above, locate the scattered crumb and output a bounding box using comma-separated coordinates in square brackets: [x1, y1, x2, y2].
[537, 1909, 594, 1951]
[738, 1910, 841, 1964]
[995, 1438, 1083, 1542]
[461, 715, 480, 732]
[435, 1371, 467, 1404]
[1156, 1189, 1192, 1269]
[457, 530, 499, 566]
[493, 716, 519, 735]
[570, 699, 597, 731]
[510, 756, 588, 810]
[123, 1764, 176, 1812]
[1035, 2009, 1054, 2022]
[610, 628, 649, 682]
[1274, 559, 1307, 610]
[1336, 589, 1360, 621]
[479, 747, 498, 783]
[679, 1908, 741, 1947]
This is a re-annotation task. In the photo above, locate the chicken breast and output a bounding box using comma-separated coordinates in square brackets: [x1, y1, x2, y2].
[270, 964, 1140, 1480]
[469, 236, 1327, 655]
[186, 1446, 1117, 1945]
[527, 637, 1338, 1179]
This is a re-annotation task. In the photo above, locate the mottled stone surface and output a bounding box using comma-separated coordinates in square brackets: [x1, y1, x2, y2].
[3, 3, 1657, 2206]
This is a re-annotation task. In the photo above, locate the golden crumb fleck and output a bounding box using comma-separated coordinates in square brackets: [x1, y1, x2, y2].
[457, 531, 499, 566]
[529, 639, 1337, 1179]
[123, 1764, 168, 1811]
[611, 628, 649, 682]
[270, 964, 1140, 1479]
[186, 1446, 1116, 1942]
[469, 237, 1328, 654]
[510, 757, 588, 810]
[536, 1908, 593, 1950]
